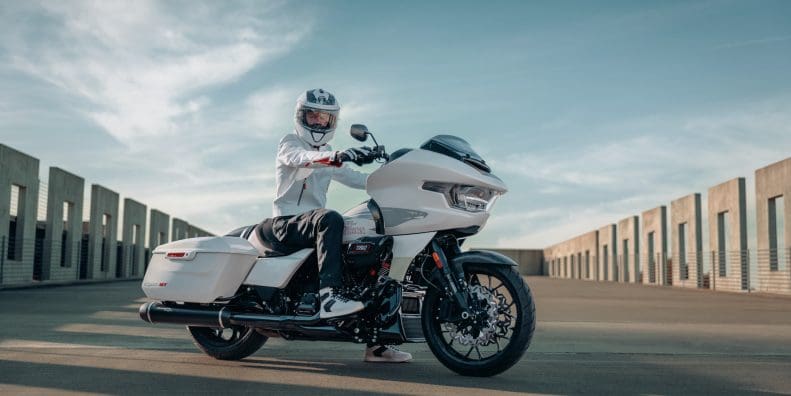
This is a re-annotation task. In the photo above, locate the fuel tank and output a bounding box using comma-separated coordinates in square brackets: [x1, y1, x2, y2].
[342, 201, 379, 243]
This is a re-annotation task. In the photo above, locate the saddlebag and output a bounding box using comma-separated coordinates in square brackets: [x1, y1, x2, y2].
[142, 236, 259, 303]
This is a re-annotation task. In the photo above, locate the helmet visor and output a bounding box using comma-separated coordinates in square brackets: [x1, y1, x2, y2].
[299, 108, 338, 132]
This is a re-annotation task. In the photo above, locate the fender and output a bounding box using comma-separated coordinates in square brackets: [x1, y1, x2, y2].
[450, 250, 518, 272]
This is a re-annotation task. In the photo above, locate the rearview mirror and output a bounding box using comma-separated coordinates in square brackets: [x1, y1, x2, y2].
[350, 124, 368, 142]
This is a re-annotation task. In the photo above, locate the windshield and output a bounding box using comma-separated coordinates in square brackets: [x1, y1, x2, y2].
[420, 135, 490, 173]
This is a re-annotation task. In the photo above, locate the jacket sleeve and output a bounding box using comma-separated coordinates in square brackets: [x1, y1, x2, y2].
[332, 165, 368, 190]
[277, 136, 340, 168]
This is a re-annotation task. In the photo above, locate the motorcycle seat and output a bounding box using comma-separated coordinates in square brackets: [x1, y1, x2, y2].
[247, 218, 298, 258]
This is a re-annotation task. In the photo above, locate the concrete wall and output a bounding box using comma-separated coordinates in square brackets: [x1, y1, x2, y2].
[671, 193, 703, 288]
[0, 144, 40, 284]
[86, 184, 119, 280]
[755, 158, 791, 294]
[598, 224, 617, 281]
[0, 143, 213, 287]
[544, 249, 558, 278]
[708, 177, 749, 292]
[121, 198, 147, 278]
[487, 249, 544, 275]
[617, 216, 640, 283]
[543, 246, 559, 277]
[641, 206, 668, 286]
[42, 167, 84, 282]
[542, 231, 598, 280]
[148, 210, 170, 252]
[544, 244, 572, 279]
[576, 231, 599, 281]
[172, 218, 189, 241]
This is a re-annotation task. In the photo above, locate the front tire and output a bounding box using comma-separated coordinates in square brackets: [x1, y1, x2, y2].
[188, 325, 268, 360]
[422, 263, 535, 377]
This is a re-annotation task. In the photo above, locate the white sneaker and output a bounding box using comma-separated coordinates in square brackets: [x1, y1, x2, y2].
[319, 287, 364, 319]
[364, 345, 413, 363]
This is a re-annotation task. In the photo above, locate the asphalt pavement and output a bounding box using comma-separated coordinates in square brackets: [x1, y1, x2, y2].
[1, 277, 790, 395]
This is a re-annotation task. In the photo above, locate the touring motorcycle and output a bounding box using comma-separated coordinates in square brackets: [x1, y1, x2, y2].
[139, 125, 535, 377]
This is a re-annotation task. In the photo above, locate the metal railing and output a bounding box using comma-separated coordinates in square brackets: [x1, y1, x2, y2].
[754, 248, 791, 293]
[672, 250, 704, 288]
[707, 250, 750, 291]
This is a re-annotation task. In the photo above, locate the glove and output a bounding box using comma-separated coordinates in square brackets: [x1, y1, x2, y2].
[338, 146, 376, 166]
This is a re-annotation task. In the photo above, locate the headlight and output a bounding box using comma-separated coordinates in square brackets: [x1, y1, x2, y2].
[422, 182, 500, 213]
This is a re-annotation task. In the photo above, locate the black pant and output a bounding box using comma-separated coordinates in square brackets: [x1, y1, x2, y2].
[270, 208, 345, 289]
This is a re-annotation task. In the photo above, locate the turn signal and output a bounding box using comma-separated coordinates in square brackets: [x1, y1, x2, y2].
[432, 252, 443, 269]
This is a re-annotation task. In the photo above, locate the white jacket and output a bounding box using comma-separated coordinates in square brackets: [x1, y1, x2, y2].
[273, 132, 368, 217]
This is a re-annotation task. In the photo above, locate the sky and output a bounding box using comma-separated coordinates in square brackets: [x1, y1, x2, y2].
[1, 0, 790, 250]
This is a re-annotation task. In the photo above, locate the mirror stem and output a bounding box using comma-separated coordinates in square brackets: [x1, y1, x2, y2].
[368, 132, 379, 148]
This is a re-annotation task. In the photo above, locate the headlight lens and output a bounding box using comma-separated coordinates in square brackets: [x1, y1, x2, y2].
[422, 182, 500, 213]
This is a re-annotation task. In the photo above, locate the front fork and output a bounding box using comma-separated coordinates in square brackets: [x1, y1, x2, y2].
[429, 238, 472, 319]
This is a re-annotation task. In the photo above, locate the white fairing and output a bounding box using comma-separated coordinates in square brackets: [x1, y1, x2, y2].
[366, 149, 507, 235]
[243, 248, 314, 288]
[142, 237, 259, 303]
[389, 232, 436, 281]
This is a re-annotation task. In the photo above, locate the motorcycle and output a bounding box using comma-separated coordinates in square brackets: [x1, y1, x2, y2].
[139, 125, 535, 377]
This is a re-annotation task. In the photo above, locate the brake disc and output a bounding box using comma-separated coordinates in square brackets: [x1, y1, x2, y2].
[443, 284, 501, 347]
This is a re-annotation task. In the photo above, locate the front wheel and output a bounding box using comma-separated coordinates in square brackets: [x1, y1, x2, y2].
[188, 325, 268, 360]
[422, 263, 535, 377]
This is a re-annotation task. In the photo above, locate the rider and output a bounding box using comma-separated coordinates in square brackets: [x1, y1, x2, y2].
[252, 88, 412, 363]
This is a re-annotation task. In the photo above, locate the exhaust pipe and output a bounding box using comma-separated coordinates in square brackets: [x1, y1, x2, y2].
[139, 302, 322, 329]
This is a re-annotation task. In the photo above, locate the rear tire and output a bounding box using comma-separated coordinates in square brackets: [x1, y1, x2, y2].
[422, 263, 535, 377]
[188, 325, 268, 360]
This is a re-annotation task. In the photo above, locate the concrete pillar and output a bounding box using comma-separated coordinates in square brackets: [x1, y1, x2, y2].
[86, 184, 119, 280]
[0, 144, 40, 285]
[148, 209, 170, 250]
[598, 224, 617, 281]
[642, 206, 668, 286]
[755, 158, 791, 294]
[708, 177, 749, 292]
[566, 251, 579, 279]
[42, 167, 84, 282]
[121, 198, 147, 278]
[617, 216, 639, 283]
[576, 231, 598, 281]
[554, 246, 566, 278]
[671, 193, 703, 288]
[172, 218, 189, 241]
[552, 257, 558, 277]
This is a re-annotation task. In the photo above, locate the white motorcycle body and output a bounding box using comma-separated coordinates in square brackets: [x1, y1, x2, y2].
[143, 144, 506, 304]
[139, 132, 534, 378]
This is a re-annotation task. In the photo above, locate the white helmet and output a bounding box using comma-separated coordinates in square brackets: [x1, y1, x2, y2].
[294, 88, 340, 147]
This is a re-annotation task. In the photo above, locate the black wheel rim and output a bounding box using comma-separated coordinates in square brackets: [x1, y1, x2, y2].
[193, 326, 247, 347]
[432, 269, 520, 362]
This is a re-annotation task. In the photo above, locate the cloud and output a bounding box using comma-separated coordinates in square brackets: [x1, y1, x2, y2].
[244, 88, 299, 138]
[0, 1, 317, 233]
[1, 1, 310, 147]
[479, 98, 791, 249]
